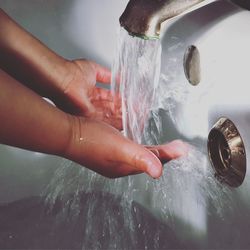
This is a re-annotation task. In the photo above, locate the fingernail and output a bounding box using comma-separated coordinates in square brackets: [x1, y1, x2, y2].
[149, 149, 160, 158]
[145, 159, 162, 179]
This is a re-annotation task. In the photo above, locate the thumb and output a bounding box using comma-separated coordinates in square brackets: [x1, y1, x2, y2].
[81, 98, 95, 117]
[91, 62, 112, 84]
[76, 91, 95, 116]
[120, 140, 163, 178]
[63, 79, 96, 116]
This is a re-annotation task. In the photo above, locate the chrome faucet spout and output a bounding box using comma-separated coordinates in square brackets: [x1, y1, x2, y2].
[120, 0, 250, 39]
[120, 0, 206, 39]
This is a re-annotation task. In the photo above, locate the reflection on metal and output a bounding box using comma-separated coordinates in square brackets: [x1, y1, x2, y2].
[207, 117, 246, 188]
[119, 0, 250, 39]
[183, 45, 201, 86]
[119, 0, 206, 39]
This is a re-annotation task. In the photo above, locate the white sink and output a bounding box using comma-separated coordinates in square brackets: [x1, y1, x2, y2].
[1, 0, 250, 249]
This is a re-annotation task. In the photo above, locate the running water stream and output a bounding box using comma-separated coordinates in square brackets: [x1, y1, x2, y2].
[44, 28, 233, 249]
[111, 29, 162, 144]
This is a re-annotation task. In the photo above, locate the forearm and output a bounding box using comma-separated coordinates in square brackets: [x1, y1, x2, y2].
[0, 69, 71, 156]
[0, 8, 71, 101]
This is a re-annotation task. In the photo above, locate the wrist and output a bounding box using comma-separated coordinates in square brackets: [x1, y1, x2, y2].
[48, 59, 80, 103]
[60, 114, 84, 161]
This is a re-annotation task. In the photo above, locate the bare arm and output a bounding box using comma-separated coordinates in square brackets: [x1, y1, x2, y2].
[0, 9, 188, 179]
[0, 8, 122, 128]
[0, 69, 71, 155]
[0, 70, 159, 178]
[0, 70, 188, 178]
[0, 8, 69, 101]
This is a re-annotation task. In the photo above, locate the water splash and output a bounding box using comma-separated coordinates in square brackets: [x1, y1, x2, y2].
[44, 149, 232, 248]
[44, 29, 233, 249]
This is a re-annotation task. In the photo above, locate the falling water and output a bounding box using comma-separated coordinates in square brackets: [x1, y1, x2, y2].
[43, 28, 234, 249]
[111, 29, 162, 144]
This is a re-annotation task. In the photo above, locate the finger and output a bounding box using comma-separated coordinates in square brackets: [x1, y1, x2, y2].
[146, 140, 189, 164]
[90, 88, 122, 117]
[119, 140, 163, 178]
[104, 163, 143, 178]
[91, 108, 122, 130]
[92, 100, 122, 116]
[78, 95, 96, 117]
[91, 62, 112, 84]
[91, 87, 116, 102]
[91, 88, 122, 119]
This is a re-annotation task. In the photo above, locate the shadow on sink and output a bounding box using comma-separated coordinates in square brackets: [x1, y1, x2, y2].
[0, 192, 191, 250]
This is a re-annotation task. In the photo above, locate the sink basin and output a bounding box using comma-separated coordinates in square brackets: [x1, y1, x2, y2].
[1, 0, 250, 249]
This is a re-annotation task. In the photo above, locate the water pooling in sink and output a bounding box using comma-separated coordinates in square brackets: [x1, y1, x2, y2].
[43, 28, 234, 249]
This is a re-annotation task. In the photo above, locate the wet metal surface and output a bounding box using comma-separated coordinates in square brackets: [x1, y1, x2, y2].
[208, 118, 246, 187]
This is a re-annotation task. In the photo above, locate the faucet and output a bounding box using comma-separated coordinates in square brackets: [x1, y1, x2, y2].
[120, 0, 250, 39]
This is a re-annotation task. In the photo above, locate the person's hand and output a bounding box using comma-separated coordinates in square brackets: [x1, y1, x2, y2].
[0, 9, 188, 180]
[54, 59, 122, 130]
[0, 10, 121, 130]
[0, 68, 187, 179]
[146, 141, 189, 165]
[64, 117, 188, 178]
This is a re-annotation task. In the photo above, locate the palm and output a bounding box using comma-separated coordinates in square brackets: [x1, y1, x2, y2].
[66, 118, 188, 179]
[54, 59, 122, 130]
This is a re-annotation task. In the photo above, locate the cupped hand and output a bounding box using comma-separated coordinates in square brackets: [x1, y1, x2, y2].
[55, 59, 122, 130]
[64, 117, 188, 179]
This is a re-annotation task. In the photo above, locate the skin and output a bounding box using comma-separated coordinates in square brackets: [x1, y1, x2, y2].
[0, 8, 188, 179]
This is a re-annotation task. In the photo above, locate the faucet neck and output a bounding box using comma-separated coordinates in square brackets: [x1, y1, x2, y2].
[120, 0, 205, 39]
